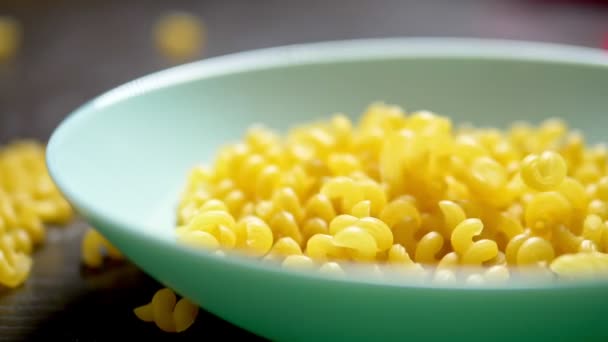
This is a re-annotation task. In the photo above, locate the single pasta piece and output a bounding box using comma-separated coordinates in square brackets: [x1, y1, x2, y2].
[550, 252, 608, 279]
[134, 288, 200, 333]
[0, 16, 21, 62]
[154, 11, 206, 62]
[282, 255, 315, 270]
[0, 237, 32, 288]
[81, 228, 123, 268]
[264, 237, 302, 262]
[520, 151, 567, 191]
[319, 261, 345, 276]
[415, 231, 444, 264]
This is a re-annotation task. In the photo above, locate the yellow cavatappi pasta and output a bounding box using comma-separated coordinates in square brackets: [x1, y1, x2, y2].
[0, 140, 75, 288]
[81, 228, 124, 268]
[0, 16, 21, 62]
[134, 288, 199, 333]
[154, 11, 206, 62]
[174, 102, 608, 283]
[0, 140, 199, 334]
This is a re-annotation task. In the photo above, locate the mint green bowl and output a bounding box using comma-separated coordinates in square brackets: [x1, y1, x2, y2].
[47, 38, 608, 342]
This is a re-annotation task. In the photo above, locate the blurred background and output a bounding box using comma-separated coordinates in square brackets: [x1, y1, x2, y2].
[0, 0, 607, 341]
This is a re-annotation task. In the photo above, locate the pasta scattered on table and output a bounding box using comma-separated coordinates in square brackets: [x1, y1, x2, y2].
[134, 287, 199, 333]
[0, 140, 74, 288]
[175, 102, 608, 283]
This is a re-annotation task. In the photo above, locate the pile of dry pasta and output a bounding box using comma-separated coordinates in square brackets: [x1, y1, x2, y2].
[0, 10, 206, 334]
[176, 102, 608, 284]
[0, 141, 72, 288]
[0, 140, 198, 333]
[81, 227, 199, 333]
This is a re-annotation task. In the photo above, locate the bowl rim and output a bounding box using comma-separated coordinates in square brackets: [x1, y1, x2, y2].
[46, 37, 608, 290]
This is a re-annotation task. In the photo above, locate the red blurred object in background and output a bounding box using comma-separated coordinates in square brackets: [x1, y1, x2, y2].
[602, 33, 608, 50]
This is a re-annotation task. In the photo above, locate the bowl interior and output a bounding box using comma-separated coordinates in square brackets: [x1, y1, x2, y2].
[46, 39, 608, 341]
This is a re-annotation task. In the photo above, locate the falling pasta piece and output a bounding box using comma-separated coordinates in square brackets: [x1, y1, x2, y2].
[154, 11, 206, 62]
[0, 16, 21, 62]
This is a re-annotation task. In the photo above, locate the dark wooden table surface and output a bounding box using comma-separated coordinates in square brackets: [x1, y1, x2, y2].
[0, 0, 607, 341]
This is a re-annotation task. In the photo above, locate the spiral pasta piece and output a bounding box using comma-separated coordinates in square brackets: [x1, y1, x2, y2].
[0, 233, 32, 288]
[329, 215, 393, 251]
[451, 218, 498, 265]
[319, 261, 345, 276]
[320, 177, 387, 216]
[81, 228, 124, 268]
[264, 237, 302, 262]
[520, 151, 567, 191]
[438, 200, 466, 235]
[550, 252, 608, 279]
[234, 216, 274, 256]
[525, 192, 572, 231]
[415, 231, 444, 264]
[134, 288, 200, 333]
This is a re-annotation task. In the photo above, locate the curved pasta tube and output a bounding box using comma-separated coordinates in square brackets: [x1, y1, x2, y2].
[269, 211, 303, 245]
[553, 225, 583, 255]
[320, 176, 387, 216]
[525, 192, 572, 231]
[451, 219, 498, 265]
[184, 208, 237, 248]
[451, 218, 482, 255]
[304, 194, 336, 223]
[438, 200, 466, 235]
[233, 216, 274, 256]
[582, 214, 604, 246]
[329, 215, 393, 251]
[550, 252, 608, 279]
[301, 218, 329, 242]
[415, 231, 444, 264]
[333, 226, 377, 261]
[306, 234, 344, 260]
[264, 237, 302, 262]
[379, 129, 427, 192]
[516, 237, 555, 266]
[380, 196, 421, 229]
[134, 288, 199, 333]
[271, 187, 305, 223]
[437, 252, 459, 271]
[0, 234, 31, 288]
[81, 228, 123, 268]
[520, 151, 567, 191]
